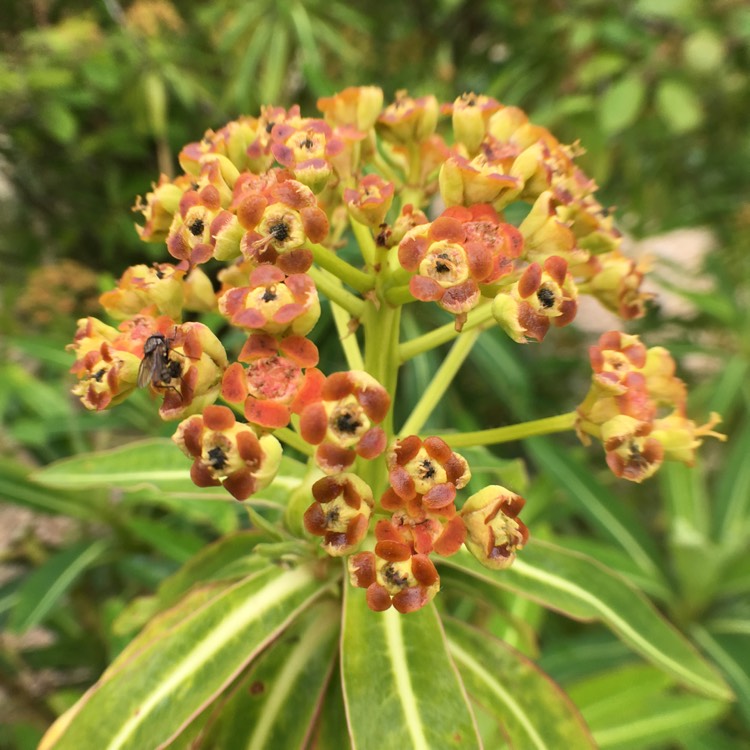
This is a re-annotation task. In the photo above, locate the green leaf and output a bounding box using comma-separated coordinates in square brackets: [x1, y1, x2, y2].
[691, 625, 750, 725]
[445, 618, 596, 749]
[201, 602, 340, 749]
[0, 459, 92, 519]
[569, 663, 729, 748]
[526, 438, 663, 580]
[439, 541, 732, 701]
[40, 562, 336, 750]
[9, 540, 108, 633]
[121, 516, 206, 563]
[592, 694, 726, 749]
[599, 74, 647, 135]
[341, 594, 481, 750]
[32, 438, 306, 505]
[259, 22, 289, 105]
[39, 99, 78, 143]
[716, 420, 750, 545]
[655, 80, 704, 134]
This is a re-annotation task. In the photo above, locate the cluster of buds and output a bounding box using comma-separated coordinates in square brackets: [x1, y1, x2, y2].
[67, 87, 719, 614]
[577, 331, 724, 482]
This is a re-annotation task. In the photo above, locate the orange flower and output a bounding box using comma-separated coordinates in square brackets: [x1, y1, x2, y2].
[303, 473, 373, 556]
[173, 405, 282, 500]
[221, 333, 321, 429]
[218, 266, 320, 337]
[460, 486, 529, 570]
[298, 371, 390, 474]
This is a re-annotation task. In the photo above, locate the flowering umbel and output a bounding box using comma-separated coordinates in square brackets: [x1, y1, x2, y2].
[68, 87, 721, 616]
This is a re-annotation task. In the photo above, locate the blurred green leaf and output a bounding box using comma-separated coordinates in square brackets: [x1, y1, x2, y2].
[656, 79, 704, 134]
[8, 539, 108, 633]
[599, 73, 647, 135]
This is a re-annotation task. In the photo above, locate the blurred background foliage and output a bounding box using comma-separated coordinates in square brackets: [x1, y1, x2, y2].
[1, 0, 749, 748]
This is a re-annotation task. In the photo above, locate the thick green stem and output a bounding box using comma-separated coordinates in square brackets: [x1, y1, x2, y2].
[399, 329, 481, 436]
[306, 241, 374, 294]
[307, 266, 366, 319]
[434, 412, 579, 448]
[399, 303, 495, 363]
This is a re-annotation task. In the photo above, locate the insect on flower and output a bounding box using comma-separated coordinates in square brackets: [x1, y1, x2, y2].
[137, 332, 183, 394]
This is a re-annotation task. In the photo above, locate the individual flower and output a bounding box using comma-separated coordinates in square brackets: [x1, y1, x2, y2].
[439, 146, 522, 209]
[377, 90, 439, 145]
[604, 435, 665, 483]
[221, 333, 322, 429]
[303, 473, 373, 556]
[298, 371, 390, 474]
[398, 205, 522, 329]
[518, 192, 580, 265]
[384, 203, 429, 248]
[576, 250, 651, 320]
[270, 117, 343, 193]
[173, 405, 282, 500]
[650, 411, 724, 467]
[68, 317, 141, 410]
[492, 256, 578, 343]
[99, 263, 185, 321]
[153, 321, 228, 421]
[387, 510, 466, 558]
[460, 485, 529, 570]
[183, 267, 218, 313]
[218, 266, 320, 337]
[179, 116, 268, 175]
[443, 92, 503, 156]
[588, 330, 648, 394]
[381, 435, 471, 514]
[343, 174, 395, 229]
[348, 546, 440, 614]
[134, 174, 193, 243]
[235, 174, 329, 273]
[165, 181, 225, 267]
[317, 86, 384, 132]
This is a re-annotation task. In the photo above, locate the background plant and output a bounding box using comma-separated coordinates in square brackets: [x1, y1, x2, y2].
[1, 2, 748, 749]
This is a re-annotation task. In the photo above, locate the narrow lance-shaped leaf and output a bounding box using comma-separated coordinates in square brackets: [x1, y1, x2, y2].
[445, 617, 596, 749]
[201, 601, 340, 750]
[341, 590, 482, 750]
[31, 438, 307, 510]
[526, 438, 663, 581]
[439, 540, 732, 701]
[9, 539, 109, 633]
[40, 561, 337, 750]
[567, 663, 728, 749]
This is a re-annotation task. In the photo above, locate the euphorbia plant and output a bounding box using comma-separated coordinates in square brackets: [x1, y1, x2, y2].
[42, 87, 728, 748]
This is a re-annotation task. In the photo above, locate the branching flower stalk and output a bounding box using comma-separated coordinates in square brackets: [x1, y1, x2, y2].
[68, 87, 724, 614]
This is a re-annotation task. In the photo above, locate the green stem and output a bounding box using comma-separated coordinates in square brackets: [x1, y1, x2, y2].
[384, 284, 416, 306]
[306, 241, 375, 294]
[307, 266, 366, 319]
[434, 412, 578, 448]
[274, 427, 314, 457]
[331, 301, 364, 371]
[399, 303, 495, 363]
[399, 328, 481, 436]
[350, 217, 378, 269]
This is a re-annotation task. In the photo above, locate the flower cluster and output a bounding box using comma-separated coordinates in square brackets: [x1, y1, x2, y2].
[68, 87, 720, 615]
[576, 331, 724, 482]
